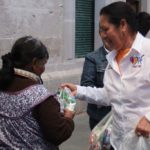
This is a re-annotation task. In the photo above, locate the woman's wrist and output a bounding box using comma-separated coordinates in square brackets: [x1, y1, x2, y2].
[64, 109, 75, 119]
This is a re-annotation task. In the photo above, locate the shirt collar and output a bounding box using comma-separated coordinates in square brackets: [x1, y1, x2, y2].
[103, 45, 110, 53]
[131, 32, 144, 54]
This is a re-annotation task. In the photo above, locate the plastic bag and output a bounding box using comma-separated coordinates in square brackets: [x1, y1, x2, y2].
[57, 87, 76, 112]
[120, 130, 150, 150]
[89, 112, 112, 150]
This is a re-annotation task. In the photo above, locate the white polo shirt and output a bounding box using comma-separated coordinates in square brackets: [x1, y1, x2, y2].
[76, 32, 150, 149]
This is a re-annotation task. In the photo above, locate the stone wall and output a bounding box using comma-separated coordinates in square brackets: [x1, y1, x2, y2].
[0, 0, 64, 62]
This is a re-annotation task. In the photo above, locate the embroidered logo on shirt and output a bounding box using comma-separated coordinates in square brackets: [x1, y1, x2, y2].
[130, 54, 144, 67]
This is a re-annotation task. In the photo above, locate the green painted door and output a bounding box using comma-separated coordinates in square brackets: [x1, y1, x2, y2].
[75, 0, 95, 58]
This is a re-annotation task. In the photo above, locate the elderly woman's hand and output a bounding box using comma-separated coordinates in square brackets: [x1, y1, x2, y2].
[64, 109, 75, 119]
[135, 116, 150, 138]
[61, 83, 77, 96]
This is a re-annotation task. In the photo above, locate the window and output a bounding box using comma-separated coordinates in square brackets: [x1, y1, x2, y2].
[75, 0, 95, 58]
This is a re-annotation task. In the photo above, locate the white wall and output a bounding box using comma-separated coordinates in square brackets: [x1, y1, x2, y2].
[147, 0, 150, 13]
[94, 0, 105, 50]
[63, 0, 75, 61]
[0, 0, 64, 64]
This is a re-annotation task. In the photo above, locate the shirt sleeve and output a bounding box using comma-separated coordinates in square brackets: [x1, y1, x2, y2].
[34, 96, 74, 146]
[76, 85, 110, 106]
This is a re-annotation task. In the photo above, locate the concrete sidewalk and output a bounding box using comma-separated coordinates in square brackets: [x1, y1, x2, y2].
[60, 113, 91, 150]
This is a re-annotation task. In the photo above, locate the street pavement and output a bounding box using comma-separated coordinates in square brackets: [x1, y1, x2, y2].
[60, 112, 91, 150]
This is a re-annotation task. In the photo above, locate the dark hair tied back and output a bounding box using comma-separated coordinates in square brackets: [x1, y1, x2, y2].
[136, 12, 150, 36]
[100, 1, 137, 32]
[0, 52, 14, 90]
[0, 36, 49, 91]
[2, 52, 13, 69]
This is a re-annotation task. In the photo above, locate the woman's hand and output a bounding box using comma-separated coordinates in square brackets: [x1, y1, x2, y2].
[135, 116, 150, 138]
[64, 109, 75, 119]
[61, 83, 77, 96]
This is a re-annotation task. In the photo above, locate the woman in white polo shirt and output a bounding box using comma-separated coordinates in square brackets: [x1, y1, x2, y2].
[62, 2, 150, 150]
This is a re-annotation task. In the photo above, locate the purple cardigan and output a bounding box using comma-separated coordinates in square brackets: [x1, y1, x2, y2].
[0, 79, 74, 150]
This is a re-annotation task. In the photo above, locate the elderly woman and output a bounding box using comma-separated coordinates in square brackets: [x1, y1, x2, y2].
[62, 2, 150, 150]
[0, 36, 75, 150]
